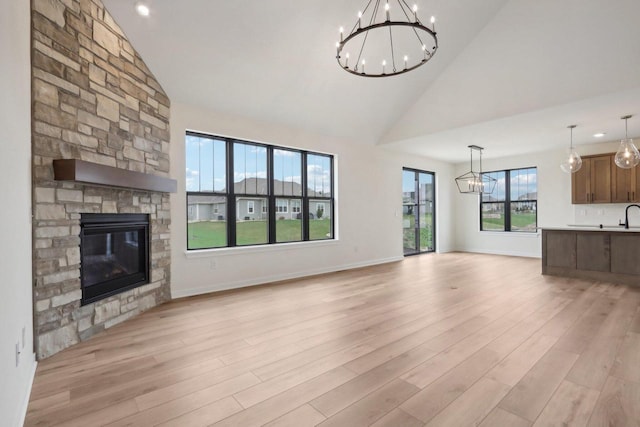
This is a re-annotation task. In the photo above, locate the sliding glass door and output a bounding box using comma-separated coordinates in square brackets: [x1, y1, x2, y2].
[402, 168, 435, 255]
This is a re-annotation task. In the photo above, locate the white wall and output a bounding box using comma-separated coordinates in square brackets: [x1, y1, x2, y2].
[455, 139, 634, 258]
[0, 0, 36, 425]
[170, 102, 456, 297]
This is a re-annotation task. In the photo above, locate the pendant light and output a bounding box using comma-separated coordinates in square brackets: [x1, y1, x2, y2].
[560, 125, 582, 173]
[614, 115, 640, 169]
[455, 145, 497, 194]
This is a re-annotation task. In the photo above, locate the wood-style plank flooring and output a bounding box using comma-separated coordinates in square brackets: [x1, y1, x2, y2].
[25, 253, 640, 426]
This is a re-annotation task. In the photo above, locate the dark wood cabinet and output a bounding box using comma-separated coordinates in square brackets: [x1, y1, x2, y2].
[590, 156, 612, 203]
[542, 229, 640, 286]
[570, 153, 640, 204]
[544, 231, 576, 268]
[571, 160, 591, 204]
[610, 234, 640, 275]
[576, 233, 610, 272]
[571, 155, 611, 204]
[611, 158, 636, 203]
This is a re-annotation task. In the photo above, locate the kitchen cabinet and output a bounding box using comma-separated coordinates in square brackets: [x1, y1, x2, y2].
[542, 228, 640, 286]
[576, 233, 610, 272]
[611, 158, 637, 203]
[610, 234, 640, 275]
[571, 155, 611, 204]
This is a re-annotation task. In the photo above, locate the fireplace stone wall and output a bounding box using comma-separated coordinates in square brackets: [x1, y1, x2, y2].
[32, 0, 172, 359]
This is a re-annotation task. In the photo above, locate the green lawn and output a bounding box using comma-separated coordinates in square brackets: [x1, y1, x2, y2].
[482, 212, 536, 230]
[403, 213, 434, 252]
[187, 220, 332, 249]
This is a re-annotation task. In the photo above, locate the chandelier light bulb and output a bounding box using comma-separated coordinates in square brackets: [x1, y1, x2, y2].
[385, 3, 390, 20]
[345, 52, 350, 67]
[339, 26, 344, 41]
[403, 55, 408, 69]
[431, 16, 436, 23]
[135, 2, 150, 17]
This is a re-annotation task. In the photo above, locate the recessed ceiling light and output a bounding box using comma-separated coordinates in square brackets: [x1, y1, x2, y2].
[135, 2, 150, 17]
[593, 132, 606, 138]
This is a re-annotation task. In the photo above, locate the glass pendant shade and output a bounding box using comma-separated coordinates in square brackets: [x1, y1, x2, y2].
[614, 138, 640, 169]
[560, 148, 583, 173]
[614, 115, 639, 169]
[560, 125, 582, 174]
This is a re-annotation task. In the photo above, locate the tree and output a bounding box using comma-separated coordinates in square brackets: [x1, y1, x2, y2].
[316, 206, 324, 219]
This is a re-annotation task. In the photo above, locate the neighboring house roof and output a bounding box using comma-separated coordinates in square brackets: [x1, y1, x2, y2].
[189, 178, 329, 203]
[518, 192, 538, 200]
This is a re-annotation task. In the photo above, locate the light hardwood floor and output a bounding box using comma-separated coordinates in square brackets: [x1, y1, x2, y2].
[25, 253, 640, 426]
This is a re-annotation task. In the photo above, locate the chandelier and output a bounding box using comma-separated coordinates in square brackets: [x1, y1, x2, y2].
[455, 145, 497, 195]
[336, 0, 438, 77]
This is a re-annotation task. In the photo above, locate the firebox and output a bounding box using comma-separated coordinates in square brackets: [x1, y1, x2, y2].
[80, 213, 150, 305]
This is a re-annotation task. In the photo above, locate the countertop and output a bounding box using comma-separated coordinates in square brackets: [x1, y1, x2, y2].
[541, 225, 640, 232]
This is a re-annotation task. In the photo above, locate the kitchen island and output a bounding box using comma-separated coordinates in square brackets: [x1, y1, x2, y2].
[542, 226, 640, 286]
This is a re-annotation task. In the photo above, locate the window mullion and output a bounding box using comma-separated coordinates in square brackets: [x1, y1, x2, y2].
[505, 170, 511, 231]
[302, 153, 309, 241]
[227, 139, 236, 247]
[268, 147, 276, 244]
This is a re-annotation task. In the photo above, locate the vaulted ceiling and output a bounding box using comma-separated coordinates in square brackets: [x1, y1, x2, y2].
[104, 0, 640, 162]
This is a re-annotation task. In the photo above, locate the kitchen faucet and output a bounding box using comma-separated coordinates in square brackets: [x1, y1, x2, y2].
[623, 204, 640, 229]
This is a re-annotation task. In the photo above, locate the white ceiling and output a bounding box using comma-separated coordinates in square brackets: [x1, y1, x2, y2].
[103, 0, 640, 163]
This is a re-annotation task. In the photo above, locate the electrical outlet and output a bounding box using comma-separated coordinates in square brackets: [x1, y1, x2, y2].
[15, 342, 20, 367]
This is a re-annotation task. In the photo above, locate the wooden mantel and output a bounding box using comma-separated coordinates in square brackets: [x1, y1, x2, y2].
[53, 159, 177, 193]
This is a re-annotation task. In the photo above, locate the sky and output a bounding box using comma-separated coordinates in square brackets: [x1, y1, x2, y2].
[482, 168, 537, 202]
[185, 134, 332, 196]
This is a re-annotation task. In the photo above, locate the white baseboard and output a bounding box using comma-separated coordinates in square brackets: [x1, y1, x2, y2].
[17, 354, 37, 427]
[459, 248, 541, 259]
[171, 255, 404, 299]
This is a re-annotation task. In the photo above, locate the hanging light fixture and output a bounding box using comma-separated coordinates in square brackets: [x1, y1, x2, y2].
[560, 125, 582, 173]
[335, 1, 438, 77]
[614, 115, 640, 169]
[455, 145, 496, 194]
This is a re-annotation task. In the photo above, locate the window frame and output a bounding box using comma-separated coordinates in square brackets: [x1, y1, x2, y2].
[186, 131, 335, 250]
[480, 167, 537, 232]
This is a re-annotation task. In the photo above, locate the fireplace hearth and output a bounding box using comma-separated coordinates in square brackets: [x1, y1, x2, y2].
[80, 213, 150, 305]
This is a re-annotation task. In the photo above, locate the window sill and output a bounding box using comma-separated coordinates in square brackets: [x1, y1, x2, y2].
[479, 231, 540, 237]
[183, 238, 340, 258]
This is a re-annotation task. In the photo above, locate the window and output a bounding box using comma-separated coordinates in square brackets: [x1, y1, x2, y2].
[186, 131, 334, 249]
[276, 199, 288, 213]
[481, 167, 537, 232]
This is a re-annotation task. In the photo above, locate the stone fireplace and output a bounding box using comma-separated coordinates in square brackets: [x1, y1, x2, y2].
[32, 0, 173, 358]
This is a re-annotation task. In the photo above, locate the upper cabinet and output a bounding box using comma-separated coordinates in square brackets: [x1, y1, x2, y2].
[571, 152, 640, 204]
[571, 155, 611, 204]
[611, 157, 636, 203]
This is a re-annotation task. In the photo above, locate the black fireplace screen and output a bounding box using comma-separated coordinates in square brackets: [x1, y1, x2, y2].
[80, 213, 150, 305]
